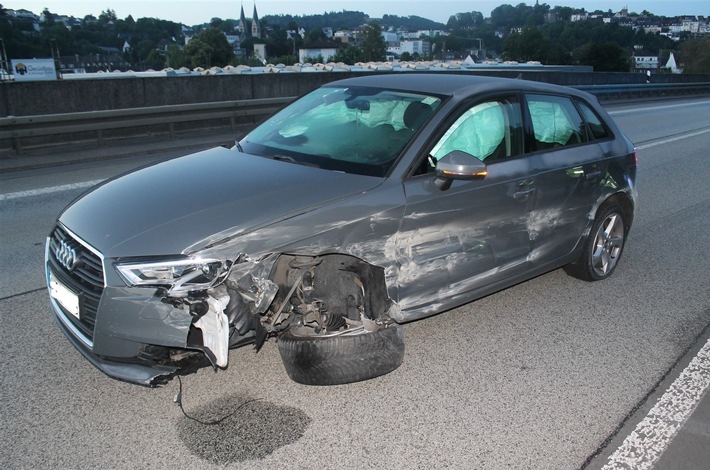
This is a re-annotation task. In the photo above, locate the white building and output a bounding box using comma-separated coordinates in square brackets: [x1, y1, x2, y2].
[387, 40, 430, 58]
[299, 45, 339, 63]
[334, 30, 354, 43]
[633, 48, 659, 71]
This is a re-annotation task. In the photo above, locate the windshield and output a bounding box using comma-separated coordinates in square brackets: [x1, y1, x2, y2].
[241, 86, 442, 177]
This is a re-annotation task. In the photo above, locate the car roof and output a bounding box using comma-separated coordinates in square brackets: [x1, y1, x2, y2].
[327, 73, 591, 100]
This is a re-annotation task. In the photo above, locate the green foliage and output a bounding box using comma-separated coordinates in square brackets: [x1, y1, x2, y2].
[165, 44, 184, 69]
[360, 23, 387, 62]
[507, 27, 575, 64]
[332, 45, 363, 64]
[145, 49, 165, 70]
[263, 11, 368, 30]
[491, 3, 548, 29]
[305, 28, 326, 44]
[182, 28, 234, 68]
[447, 12, 484, 30]
[380, 14, 445, 30]
[573, 42, 631, 72]
[679, 38, 710, 73]
[500, 14, 674, 66]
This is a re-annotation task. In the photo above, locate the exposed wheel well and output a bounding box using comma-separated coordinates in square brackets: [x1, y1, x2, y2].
[268, 253, 393, 324]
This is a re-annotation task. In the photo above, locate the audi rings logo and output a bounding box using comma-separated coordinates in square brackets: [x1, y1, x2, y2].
[55, 240, 79, 271]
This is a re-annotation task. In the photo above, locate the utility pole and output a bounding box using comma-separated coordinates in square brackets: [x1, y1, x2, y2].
[50, 38, 62, 79]
[0, 38, 9, 81]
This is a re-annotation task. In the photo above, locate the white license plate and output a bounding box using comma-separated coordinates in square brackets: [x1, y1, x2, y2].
[49, 272, 80, 319]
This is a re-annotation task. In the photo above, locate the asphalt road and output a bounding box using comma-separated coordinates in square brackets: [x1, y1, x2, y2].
[1, 97, 709, 469]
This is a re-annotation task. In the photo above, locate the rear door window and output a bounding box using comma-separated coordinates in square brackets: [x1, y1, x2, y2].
[526, 94, 587, 150]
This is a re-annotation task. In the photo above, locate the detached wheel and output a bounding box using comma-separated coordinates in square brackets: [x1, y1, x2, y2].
[565, 201, 628, 281]
[278, 324, 404, 385]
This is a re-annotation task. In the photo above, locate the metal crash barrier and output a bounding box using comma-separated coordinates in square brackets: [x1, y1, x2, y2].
[0, 96, 296, 154]
[575, 82, 710, 101]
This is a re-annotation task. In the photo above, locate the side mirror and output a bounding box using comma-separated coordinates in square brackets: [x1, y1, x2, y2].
[435, 150, 488, 190]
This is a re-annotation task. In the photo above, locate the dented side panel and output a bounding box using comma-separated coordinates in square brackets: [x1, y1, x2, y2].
[197, 183, 408, 303]
[396, 157, 534, 312]
[526, 143, 608, 264]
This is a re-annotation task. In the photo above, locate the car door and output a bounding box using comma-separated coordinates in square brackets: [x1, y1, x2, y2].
[523, 93, 607, 266]
[395, 95, 535, 312]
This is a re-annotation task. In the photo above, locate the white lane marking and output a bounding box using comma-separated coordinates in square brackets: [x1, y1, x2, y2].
[636, 128, 710, 150]
[0, 179, 104, 202]
[602, 337, 710, 469]
[608, 100, 710, 116]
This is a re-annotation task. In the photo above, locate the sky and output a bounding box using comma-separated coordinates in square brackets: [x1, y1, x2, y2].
[4, 1, 708, 26]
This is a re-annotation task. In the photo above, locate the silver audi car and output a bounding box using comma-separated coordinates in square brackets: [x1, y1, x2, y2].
[46, 74, 637, 386]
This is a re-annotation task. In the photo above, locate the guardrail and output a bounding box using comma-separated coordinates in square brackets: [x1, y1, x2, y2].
[0, 96, 296, 153]
[575, 82, 710, 100]
[2, 82, 709, 154]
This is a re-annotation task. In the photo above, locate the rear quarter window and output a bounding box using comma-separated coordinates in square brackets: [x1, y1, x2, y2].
[576, 101, 612, 140]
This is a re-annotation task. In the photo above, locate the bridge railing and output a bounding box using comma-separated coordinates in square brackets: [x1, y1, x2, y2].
[0, 96, 295, 153]
[575, 82, 710, 100]
[2, 82, 709, 154]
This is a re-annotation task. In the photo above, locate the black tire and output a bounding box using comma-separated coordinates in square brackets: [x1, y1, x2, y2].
[564, 201, 628, 282]
[277, 324, 405, 385]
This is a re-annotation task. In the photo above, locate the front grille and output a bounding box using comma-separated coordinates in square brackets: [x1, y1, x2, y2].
[48, 225, 104, 342]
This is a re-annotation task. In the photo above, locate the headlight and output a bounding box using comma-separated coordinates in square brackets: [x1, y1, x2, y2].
[115, 258, 230, 294]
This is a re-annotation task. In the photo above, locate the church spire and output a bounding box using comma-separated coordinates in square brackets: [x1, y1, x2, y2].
[251, 2, 261, 39]
[238, 2, 248, 40]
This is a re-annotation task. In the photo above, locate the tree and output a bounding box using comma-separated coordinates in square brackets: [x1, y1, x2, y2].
[165, 44, 184, 68]
[447, 12, 484, 30]
[679, 38, 710, 73]
[332, 45, 362, 64]
[306, 28, 325, 44]
[40, 8, 55, 24]
[503, 28, 547, 62]
[574, 42, 630, 72]
[183, 28, 234, 68]
[98, 9, 117, 25]
[360, 23, 386, 62]
[145, 48, 165, 70]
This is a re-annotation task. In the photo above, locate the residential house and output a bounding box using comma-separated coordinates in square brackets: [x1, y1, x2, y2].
[632, 47, 659, 72]
[299, 41, 341, 63]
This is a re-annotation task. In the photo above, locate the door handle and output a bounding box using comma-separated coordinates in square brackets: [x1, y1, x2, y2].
[513, 179, 535, 200]
[585, 170, 602, 180]
[513, 188, 535, 200]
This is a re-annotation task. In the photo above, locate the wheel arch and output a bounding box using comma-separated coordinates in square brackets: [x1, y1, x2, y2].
[599, 191, 635, 234]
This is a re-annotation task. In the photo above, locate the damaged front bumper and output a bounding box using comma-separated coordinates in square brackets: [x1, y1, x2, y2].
[45, 229, 279, 387]
[50, 302, 180, 386]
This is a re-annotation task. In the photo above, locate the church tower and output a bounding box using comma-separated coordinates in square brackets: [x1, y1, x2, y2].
[251, 2, 262, 39]
[238, 2, 248, 41]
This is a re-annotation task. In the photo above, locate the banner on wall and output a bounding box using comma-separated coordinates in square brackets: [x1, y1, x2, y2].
[11, 59, 58, 81]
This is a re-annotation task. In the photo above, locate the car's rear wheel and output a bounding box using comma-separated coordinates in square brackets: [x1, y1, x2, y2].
[565, 201, 628, 281]
[278, 323, 404, 385]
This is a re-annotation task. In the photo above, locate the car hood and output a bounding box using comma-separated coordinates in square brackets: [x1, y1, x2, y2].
[59, 147, 384, 258]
